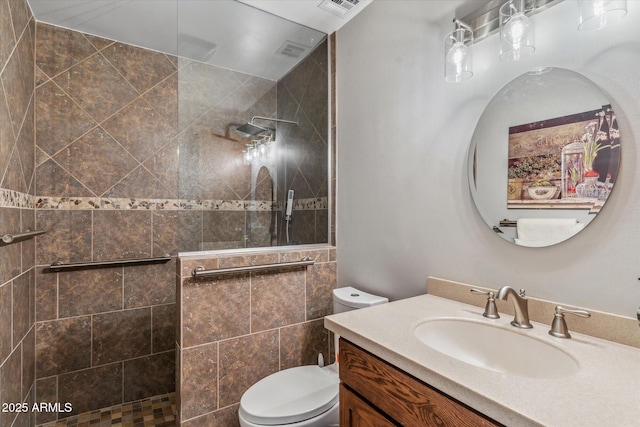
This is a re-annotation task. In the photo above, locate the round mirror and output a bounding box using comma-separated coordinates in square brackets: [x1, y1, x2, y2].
[468, 68, 620, 247]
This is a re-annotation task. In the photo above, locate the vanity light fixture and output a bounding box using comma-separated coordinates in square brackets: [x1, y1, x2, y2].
[499, 0, 535, 61]
[577, 0, 627, 31]
[444, 19, 474, 83]
[444, 0, 627, 83]
[243, 134, 274, 165]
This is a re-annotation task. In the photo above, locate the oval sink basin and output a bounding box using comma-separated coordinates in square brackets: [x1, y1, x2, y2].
[414, 319, 579, 378]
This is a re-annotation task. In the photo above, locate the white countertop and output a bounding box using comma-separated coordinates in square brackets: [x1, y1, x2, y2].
[324, 294, 640, 427]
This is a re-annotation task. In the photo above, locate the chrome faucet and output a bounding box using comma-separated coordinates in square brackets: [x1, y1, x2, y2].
[470, 289, 500, 319]
[548, 306, 591, 338]
[496, 286, 533, 329]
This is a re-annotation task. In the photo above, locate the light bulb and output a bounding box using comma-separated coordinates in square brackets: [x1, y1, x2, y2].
[447, 41, 467, 68]
[503, 12, 530, 44]
[444, 25, 473, 83]
[499, 1, 535, 61]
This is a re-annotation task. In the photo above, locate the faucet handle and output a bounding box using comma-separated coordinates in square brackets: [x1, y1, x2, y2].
[548, 305, 591, 338]
[470, 289, 500, 319]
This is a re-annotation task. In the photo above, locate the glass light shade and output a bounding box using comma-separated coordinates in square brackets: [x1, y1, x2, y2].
[243, 147, 252, 165]
[444, 27, 473, 83]
[499, 0, 535, 61]
[578, 0, 627, 31]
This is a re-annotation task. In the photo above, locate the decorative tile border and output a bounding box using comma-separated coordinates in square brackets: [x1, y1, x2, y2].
[1, 191, 328, 212]
[0, 188, 34, 209]
[295, 197, 328, 210]
[35, 196, 328, 211]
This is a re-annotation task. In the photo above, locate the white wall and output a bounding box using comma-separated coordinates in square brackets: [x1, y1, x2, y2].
[336, 0, 640, 317]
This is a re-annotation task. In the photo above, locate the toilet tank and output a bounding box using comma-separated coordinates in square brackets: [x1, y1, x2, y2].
[333, 286, 388, 314]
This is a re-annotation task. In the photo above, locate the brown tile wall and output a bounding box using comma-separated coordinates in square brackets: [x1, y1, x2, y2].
[0, 0, 36, 426]
[31, 21, 334, 426]
[330, 33, 337, 246]
[32, 23, 183, 424]
[276, 40, 330, 245]
[176, 246, 337, 425]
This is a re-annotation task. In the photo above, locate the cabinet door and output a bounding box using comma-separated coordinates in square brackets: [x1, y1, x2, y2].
[340, 339, 502, 427]
[340, 384, 396, 427]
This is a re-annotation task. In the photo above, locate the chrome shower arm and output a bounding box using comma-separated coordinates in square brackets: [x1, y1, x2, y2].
[250, 116, 299, 126]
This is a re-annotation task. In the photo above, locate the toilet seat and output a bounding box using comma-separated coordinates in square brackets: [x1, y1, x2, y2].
[239, 365, 339, 426]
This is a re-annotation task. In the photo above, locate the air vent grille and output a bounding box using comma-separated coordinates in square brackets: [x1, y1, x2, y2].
[332, 0, 359, 10]
[318, 0, 360, 17]
[276, 41, 309, 59]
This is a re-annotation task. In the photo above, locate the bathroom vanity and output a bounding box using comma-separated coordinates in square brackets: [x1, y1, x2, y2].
[339, 339, 501, 426]
[325, 282, 640, 427]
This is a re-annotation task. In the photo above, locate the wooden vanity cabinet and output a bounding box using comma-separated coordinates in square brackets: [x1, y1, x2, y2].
[340, 384, 396, 426]
[339, 339, 503, 427]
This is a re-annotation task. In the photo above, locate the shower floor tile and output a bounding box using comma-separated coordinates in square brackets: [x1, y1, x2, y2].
[39, 393, 176, 427]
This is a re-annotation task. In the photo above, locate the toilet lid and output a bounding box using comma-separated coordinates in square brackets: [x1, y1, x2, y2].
[239, 365, 339, 425]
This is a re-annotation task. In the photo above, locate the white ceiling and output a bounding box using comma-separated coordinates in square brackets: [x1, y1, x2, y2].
[27, 0, 373, 80]
[236, 0, 373, 34]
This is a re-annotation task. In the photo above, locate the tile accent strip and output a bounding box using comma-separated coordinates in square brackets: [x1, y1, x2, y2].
[0, 189, 35, 208]
[35, 196, 328, 211]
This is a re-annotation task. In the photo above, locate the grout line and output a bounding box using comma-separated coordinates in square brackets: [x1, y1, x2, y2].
[277, 328, 281, 371]
[121, 266, 124, 311]
[248, 272, 252, 334]
[90, 210, 94, 262]
[304, 267, 308, 322]
[9, 277, 14, 352]
[35, 302, 173, 324]
[55, 271, 59, 320]
[121, 361, 125, 405]
[150, 304, 154, 354]
[216, 341, 220, 412]
[90, 313, 93, 367]
[55, 375, 59, 424]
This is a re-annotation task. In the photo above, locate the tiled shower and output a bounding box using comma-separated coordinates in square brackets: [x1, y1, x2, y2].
[0, 0, 335, 425]
[33, 24, 180, 425]
[0, 0, 36, 426]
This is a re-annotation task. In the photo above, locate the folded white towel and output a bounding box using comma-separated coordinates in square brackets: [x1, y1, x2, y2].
[515, 218, 584, 246]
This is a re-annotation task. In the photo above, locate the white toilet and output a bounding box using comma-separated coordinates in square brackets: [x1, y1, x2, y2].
[238, 286, 388, 427]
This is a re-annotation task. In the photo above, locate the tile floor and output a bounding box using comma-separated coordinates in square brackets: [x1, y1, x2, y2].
[39, 393, 176, 427]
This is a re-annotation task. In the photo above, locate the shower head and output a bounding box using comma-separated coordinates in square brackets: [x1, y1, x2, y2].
[235, 116, 298, 137]
[236, 122, 270, 136]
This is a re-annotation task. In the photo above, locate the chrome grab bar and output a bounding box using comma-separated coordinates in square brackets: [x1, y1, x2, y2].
[1, 229, 46, 245]
[192, 258, 314, 278]
[49, 254, 172, 272]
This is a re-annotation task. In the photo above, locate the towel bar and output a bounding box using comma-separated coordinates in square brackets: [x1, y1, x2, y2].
[192, 258, 314, 278]
[49, 254, 172, 272]
[1, 229, 46, 246]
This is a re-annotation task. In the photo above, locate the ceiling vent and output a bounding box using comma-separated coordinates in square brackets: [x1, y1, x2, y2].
[318, 0, 360, 18]
[276, 40, 309, 59]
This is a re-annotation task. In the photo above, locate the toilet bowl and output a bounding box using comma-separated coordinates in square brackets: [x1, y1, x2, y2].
[238, 286, 388, 427]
